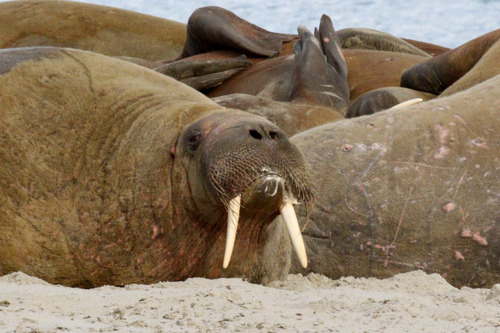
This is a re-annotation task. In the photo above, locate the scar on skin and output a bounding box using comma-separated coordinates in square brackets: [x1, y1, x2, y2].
[433, 146, 449, 159]
[454, 250, 465, 260]
[461, 229, 488, 246]
[435, 124, 450, 144]
[443, 202, 456, 212]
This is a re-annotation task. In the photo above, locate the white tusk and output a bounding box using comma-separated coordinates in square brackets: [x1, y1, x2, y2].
[280, 199, 308, 268]
[223, 195, 241, 268]
[387, 98, 423, 111]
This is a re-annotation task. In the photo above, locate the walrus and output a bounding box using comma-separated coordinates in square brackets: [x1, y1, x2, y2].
[288, 74, 500, 288]
[205, 29, 428, 105]
[182, 29, 425, 105]
[0, 2, 427, 107]
[0, 2, 294, 93]
[0, 46, 313, 287]
[208, 15, 349, 127]
[401, 29, 500, 96]
[0, 0, 187, 61]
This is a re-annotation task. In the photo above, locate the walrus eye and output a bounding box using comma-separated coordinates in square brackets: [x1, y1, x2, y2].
[187, 131, 202, 151]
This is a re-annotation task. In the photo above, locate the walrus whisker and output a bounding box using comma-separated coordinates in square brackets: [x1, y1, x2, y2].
[259, 174, 285, 197]
[268, 180, 279, 197]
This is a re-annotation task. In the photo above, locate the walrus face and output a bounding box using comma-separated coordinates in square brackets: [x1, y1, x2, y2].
[176, 112, 312, 272]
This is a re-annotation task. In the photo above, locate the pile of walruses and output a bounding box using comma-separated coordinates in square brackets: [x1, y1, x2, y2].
[0, 0, 498, 288]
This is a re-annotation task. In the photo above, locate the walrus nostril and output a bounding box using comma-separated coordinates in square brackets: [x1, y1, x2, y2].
[269, 131, 279, 140]
[249, 129, 263, 140]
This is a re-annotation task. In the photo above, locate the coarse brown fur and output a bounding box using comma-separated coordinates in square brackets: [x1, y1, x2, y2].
[337, 28, 432, 57]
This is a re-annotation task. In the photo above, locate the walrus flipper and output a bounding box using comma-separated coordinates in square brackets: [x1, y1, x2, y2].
[181, 6, 293, 58]
[289, 21, 349, 113]
[317, 15, 348, 80]
[155, 55, 252, 91]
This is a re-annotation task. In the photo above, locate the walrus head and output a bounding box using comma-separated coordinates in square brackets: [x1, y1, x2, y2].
[174, 111, 312, 278]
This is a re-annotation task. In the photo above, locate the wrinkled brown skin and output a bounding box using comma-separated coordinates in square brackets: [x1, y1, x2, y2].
[212, 94, 343, 136]
[401, 30, 500, 96]
[336, 27, 449, 57]
[346, 87, 436, 118]
[289, 75, 500, 288]
[345, 49, 429, 101]
[0, 47, 316, 287]
[0, 0, 186, 61]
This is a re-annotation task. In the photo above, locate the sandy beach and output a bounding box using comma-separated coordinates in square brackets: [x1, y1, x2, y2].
[0, 270, 498, 332]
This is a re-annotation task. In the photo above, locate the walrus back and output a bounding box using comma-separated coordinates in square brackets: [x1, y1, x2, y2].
[0, 0, 186, 61]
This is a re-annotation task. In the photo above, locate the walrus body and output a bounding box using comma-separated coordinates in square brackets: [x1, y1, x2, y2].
[401, 30, 500, 96]
[0, 0, 186, 61]
[212, 94, 343, 136]
[344, 49, 428, 101]
[290, 74, 500, 288]
[0, 47, 313, 287]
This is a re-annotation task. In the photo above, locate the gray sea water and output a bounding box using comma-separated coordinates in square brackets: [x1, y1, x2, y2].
[72, 0, 500, 48]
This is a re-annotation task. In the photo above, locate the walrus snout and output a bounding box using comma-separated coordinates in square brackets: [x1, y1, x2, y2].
[186, 113, 312, 270]
[247, 123, 283, 142]
[201, 115, 312, 206]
